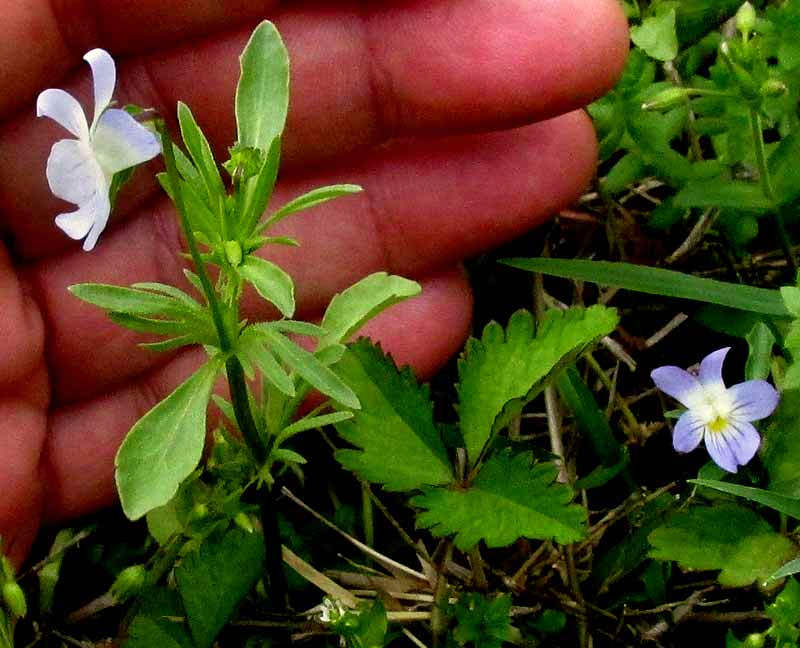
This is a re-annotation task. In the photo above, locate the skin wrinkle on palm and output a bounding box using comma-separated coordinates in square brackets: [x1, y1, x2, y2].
[651, 347, 780, 473]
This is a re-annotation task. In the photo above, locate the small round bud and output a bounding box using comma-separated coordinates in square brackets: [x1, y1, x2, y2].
[188, 503, 209, 523]
[224, 240, 243, 267]
[234, 512, 256, 534]
[736, 2, 757, 36]
[761, 79, 787, 98]
[743, 633, 765, 648]
[2, 582, 27, 618]
[111, 565, 147, 602]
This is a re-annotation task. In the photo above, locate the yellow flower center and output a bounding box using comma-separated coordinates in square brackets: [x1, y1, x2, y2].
[707, 415, 729, 433]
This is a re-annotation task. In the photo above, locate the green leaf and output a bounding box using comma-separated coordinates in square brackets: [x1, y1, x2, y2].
[333, 340, 453, 491]
[69, 283, 196, 319]
[236, 21, 289, 152]
[745, 321, 775, 381]
[673, 179, 773, 209]
[239, 137, 281, 237]
[123, 588, 192, 648]
[452, 593, 514, 648]
[690, 479, 800, 519]
[504, 258, 789, 317]
[237, 328, 294, 397]
[238, 255, 295, 317]
[457, 307, 618, 466]
[115, 358, 222, 519]
[648, 503, 795, 586]
[412, 451, 586, 550]
[631, 9, 679, 61]
[265, 184, 362, 228]
[770, 558, 800, 582]
[763, 389, 800, 497]
[251, 325, 359, 408]
[176, 528, 265, 648]
[318, 272, 422, 351]
[177, 102, 225, 203]
[556, 367, 625, 468]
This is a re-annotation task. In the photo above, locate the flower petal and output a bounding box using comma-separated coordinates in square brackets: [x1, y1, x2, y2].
[84, 48, 115, 127]
[704, 429, 739, 473]
[45, 140, 105, 205]
[673, 411, 705, 453]
[728, 380, 780, 421]
[698, 347, 730, 387]
[36, 89, 89, 140]
[651, 366, 701, 407]
[92, 109, 161, 175]
[707, 419, 761, 473]
[54, 186, 111, 251]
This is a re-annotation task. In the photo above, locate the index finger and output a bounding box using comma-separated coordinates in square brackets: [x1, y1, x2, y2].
[2, 0, 279, 118]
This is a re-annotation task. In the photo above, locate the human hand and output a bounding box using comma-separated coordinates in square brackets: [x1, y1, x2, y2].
[0, 0, 627, 564]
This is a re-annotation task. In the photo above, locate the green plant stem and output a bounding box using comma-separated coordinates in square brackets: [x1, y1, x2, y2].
[749, 109, 796, 270]
[158, 121, 282, 607]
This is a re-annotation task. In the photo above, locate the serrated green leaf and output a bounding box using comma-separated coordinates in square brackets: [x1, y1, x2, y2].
[412, 451, 586, 550]
[238, 255, 295, 317]
[457, 307, 618, 465]
[236, 21, 289, 152]
[648, 503, 795, 586]
[318, 272, 422, 351]
[115, 358, 222, 520]
[176, 528, 265, 648]
[264, 184, 362, 228]
[674, 179, 773, 209]
[631, 9, 679, 61]
[251, 325, 359, 408]
[452, 593, 513, 648]
[333, 340, 453, 491]
[504, 258, 789, 317]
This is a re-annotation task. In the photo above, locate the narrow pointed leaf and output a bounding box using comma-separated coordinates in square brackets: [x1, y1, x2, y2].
[177, 101, 225, 202]
[318, 272, 421, 350]
[504, 258, 788, 317]
[266, 184, 362, 227]
[70, 283, 196, 319]
[252, 326, 358, 408]
[689, 479, 800, 519]
[115, 358, 222, 519]
[236, 21, 289, 151]
[674, 179, 773, 209]
[333, 340, 453, 491]
[457, 307, 618, 465]
[412, 452, 586, 550]
[238, 256, 295, 317]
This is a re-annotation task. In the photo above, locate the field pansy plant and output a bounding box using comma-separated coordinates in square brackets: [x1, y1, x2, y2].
[651, 347, 779, 472]
[36, 48, 160, 250]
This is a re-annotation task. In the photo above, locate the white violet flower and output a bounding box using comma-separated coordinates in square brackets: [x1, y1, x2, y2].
[651, 347, 780, 473]
[36, 48, 161, 251]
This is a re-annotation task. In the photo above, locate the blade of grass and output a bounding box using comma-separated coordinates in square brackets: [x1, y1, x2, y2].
[503, 258, 787, 317]
[689, 479, 800, 519]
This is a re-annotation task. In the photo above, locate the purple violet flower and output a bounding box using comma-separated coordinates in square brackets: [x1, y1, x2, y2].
[651, 347, 779, 473]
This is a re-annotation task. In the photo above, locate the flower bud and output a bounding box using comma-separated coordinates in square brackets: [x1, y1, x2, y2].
[736, 2, 757, 36]
[110, 565, 147, 602]
[234, 511, 256, 534]
[2, 582, 27, 618]
[224, 240, 243, 267]
[743, 633, 765, 648]
[641, 87, 692, 112]
[761, 79, 787, 98]
[188, 503, 209, 524]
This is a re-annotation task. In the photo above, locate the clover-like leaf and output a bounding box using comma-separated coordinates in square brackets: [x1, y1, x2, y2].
[411, 451, 586, 550]
[333, 340, 453, 491]
[457, 307, 618, 465]
[115, 357, 223, 520]
[648, 503, 796, 587]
